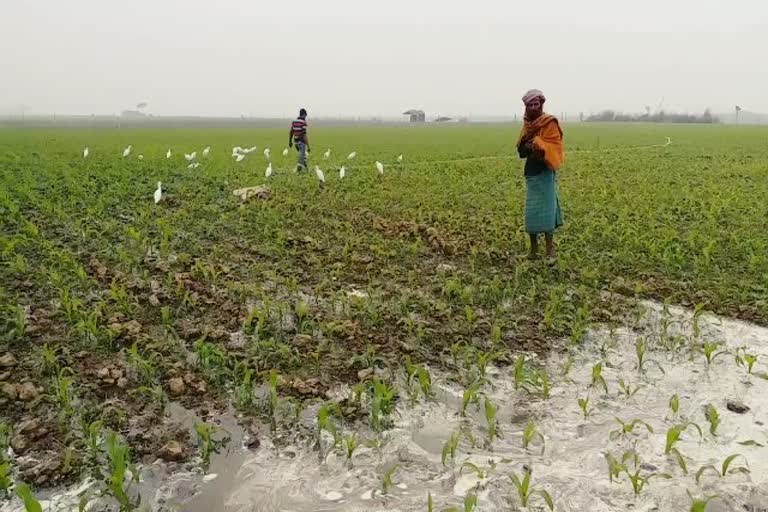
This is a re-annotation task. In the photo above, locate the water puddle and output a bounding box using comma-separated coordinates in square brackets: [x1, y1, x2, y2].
[4, 301, 768, 511]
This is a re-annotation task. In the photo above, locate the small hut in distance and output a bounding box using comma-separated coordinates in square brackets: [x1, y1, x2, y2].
[403, 109, 426, 123]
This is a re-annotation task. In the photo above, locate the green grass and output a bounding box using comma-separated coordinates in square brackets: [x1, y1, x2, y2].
[1, 122, 767, 487]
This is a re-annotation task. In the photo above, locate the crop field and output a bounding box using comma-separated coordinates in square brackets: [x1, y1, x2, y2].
[1, 123, 768, 510]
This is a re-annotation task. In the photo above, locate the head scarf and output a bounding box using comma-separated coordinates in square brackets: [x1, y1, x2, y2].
[522, 89, 545, 106]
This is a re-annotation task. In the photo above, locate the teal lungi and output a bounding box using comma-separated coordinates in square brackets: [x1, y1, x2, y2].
[525, 170, 563, 235]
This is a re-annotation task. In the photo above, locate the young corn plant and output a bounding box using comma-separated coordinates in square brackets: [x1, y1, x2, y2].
[266, 370, 280, 432]
[687, 491, 719, 512]
[695, 454, 750, 483]
[235, 367, 256, 412]
[370, 377, 397, 431]
[15, 483, 43, 512]
[53, 366, 76, 422]
[317, 403, 341, 458]
[342, 433, 358, 463]
[624, 467, 672, 496]
[484, 398, 499, 446]
[443, 493, 478, 512]
[591, 362, 608, 394]
[442, 431, 462, 467]
[734, 350, 759, 375]
[704, 404, 720, 436]
[665, 422, 703, 475]
[634, 338, 665, 375]
[578, 397, 592, 420]
[604, 450, 638, 483]
[522, 420, 546, 454]
[194, 422, 229, 469]
[617, 378, 643, 399]
[609, 417, 654, 441]
[417, 367, 433, 400]
[460, 461, 490, 479]
[381, 464, 398, 495]
[700, 341, 728, 369]
[509, 466, 554, 511]
[461, 380, 482, 417]
[668, 394, 680, 418]
[103, 431, 140, 511]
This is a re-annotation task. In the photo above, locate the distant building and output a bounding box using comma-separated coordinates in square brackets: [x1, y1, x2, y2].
[120, 110, 146, 119]
[435, 116, 453, 123]
[402, 109, 425, 123]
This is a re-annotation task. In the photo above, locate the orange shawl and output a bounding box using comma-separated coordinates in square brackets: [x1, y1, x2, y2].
[516, 114, 564, 170]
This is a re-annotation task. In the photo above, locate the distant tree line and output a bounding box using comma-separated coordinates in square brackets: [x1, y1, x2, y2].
[586, 109, 719, 124]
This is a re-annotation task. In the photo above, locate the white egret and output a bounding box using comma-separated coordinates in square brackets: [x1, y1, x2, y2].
[375, 161, 384, 175]
[122, 145, 132, 158]
[166, 148, 172, 159]
[263, 148, 271, 159]
[232, 146, 243, 156]
[188, 162, 200, 169]
[315, 166, 325, 184]
[282, 148, 289, 157]
[243, 146, 257, 154]
[347, 151, 357, 160]
[138, 154, 144, 160]
[82, 147, 89, 158]
[203, 146, 210, 158]
[153, 182, 162, 204]
[235, 153, 246, 162]
[184, 152, 197, 162]
[323, 148, 331, 159]
[339, 165, 346, 179]
[265, 163, 273, 178]
[397, 154, 403, 163]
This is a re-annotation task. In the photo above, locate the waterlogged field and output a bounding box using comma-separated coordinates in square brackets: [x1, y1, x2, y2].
[1, 123, 767, 511]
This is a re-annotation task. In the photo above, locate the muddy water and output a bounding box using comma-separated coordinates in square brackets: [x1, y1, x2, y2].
[4, 302, 768, 511]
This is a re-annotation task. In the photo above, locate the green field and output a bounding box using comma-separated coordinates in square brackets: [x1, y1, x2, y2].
[1, 123, 767, 493]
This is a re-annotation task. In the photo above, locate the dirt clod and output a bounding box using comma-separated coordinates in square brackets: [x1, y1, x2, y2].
[158, 440, 184, 462]
[17, 382, 40, 401]
[0, 353, 18, 368]
[168, 377, 186, 396]
[726, 400, 750, 414]
[1, 382, 18, 400]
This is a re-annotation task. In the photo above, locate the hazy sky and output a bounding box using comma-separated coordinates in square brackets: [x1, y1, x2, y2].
[2, 0, 766, 118]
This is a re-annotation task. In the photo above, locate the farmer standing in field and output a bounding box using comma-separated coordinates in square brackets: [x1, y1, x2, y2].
[517, 89, 564, 260]
[289, 108, 311, 172]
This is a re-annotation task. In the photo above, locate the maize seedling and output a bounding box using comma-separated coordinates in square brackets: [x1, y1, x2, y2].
[442, 431, 462, 466]
[704, 404, 720, 436]
[609, 417, 654, 441]
[695, 454, 750, 483]
[509, 466, 554, 510]
[522, 420, 546, 454]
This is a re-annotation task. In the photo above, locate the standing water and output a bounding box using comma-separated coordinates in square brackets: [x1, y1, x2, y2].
[3, 301, 767, 511]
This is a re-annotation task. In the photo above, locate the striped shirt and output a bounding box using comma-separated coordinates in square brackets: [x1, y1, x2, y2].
[291, 118, 307, 142]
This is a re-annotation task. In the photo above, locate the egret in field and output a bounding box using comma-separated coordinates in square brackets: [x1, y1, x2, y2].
[184, 151, 197, 162]
[339, 165, 346, 179]
[235, 153, 246, 162]
[265, 162, 273, 178]
[83, 147, 89, 158]
[138, 154, 144, 160]
[166, 148, 172, 159]
[188, 162, 200, 169]
[323, 148, 331, 159]
[263, 148, 271, 159]
[375, 161, 384, 175]
[315, 166, 325, 185]
[282, 148, 289, 157]
[397, 154, 403, 163]
[232, 146, 243, 156]
[123, 145, 132, 158]
[154, 182, 163, 204]
[665, 137, 672, 146]
[347, 151, 357, 160]
[203, 146, 210, 158]
[243, 146, 257, 154]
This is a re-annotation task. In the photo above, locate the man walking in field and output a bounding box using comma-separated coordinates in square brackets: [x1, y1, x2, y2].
[516, 89, 564, 260]
[289, 108, 311, 171]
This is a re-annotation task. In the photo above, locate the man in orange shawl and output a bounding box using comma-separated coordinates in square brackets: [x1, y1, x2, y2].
[517, 89, 564, 260]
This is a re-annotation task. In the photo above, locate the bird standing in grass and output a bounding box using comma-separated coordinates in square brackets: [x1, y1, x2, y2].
[397, 154, 403, 163]
[315, 166, 325, 186]
[154, 182, 163, 204]
[376, 161, 384, 175]
[203, 146, 210, 158]
[185, 152, 197, 162]
[123, 145, 132, 158]
[324, 149, 331, 159]
[166, 148, 172, 159]
[282, 148, 289, 157]
[339, 166, 346, 179]
[83, 147, 89, 158]
[347, 151, 357, 160]
[264, 148, 271, 160]
[266, 163, 273, 178]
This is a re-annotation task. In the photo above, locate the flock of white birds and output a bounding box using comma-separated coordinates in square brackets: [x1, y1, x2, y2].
[81, 145, 404, 203]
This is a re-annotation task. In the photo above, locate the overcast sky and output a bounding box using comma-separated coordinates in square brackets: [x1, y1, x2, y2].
[2, 0, 765, 118]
